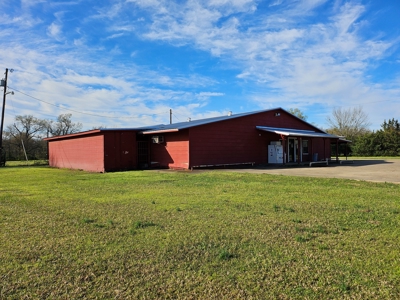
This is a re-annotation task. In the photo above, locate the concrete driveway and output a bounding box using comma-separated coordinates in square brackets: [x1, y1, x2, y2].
[222, 159, 400, 184]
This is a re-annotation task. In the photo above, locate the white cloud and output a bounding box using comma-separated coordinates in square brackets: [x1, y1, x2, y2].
[47, 22, 62, 41]
[106, 33, 125, 39]
[295, 0, 328, 13]
[21, 0, 47, 10]
[269, 0, 283, 7]
[1, 0, 399, 130]
[332, 2, 365, 35]
[197, 92, 224, 97]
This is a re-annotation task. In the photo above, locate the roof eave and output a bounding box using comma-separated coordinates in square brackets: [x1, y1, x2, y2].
[44, 129, 102, 141]
[256, 126, 340, 139]
[141, 128, 180, 135]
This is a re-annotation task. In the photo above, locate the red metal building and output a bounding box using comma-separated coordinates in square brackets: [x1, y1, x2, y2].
[45, 129, 138, 172]
[45, 108, 345, 172]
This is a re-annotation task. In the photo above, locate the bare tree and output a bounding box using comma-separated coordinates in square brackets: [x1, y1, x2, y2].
[48, 114, 82, 137]
[326, 107, 371, 141]
[3, 114, 83, 160]
[5, 115, 48, 159]
[91, 125, 107, 130]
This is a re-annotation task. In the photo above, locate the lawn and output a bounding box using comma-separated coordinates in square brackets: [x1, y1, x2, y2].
[5, 160, 49, 167]
[0, 166, 399, 299]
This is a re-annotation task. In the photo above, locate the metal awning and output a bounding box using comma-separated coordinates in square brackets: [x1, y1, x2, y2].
[256, 126, 340, 139]
[338, 137, 352, 143]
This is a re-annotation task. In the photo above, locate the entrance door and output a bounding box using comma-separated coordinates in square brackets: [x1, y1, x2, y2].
[137, 141, 149, 168]
[288, 138, 297, 163]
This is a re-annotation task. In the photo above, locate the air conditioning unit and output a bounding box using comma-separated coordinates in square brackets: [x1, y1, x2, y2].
[152, 135, 164, 144]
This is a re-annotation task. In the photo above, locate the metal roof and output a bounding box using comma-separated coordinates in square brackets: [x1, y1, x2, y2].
[44, 127, 151, 141]
[46, 108, 348, 141]
[256, 126, 340, 139]
[141, 108, 277, 134]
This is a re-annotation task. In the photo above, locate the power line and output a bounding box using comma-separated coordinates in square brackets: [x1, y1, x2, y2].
[8, 86, 169, 119]
[172, 112, 181, 122]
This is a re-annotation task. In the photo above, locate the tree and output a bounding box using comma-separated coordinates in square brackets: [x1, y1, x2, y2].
[351, 132, 379, 156]
[5, 115, 48, 160]
[47, 113, 82, 137]
[326, 107, 370, 142]
[288, 108, 308, 121]
[352, 118, 400, 156]
[91, 125, 107, 130]
[376, 118, 400, 156]
[2, 113, 83, 161]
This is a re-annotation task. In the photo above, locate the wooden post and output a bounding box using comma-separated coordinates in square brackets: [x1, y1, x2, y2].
[297, 137, 301, 165]
[336, 140, 339, 162]
[0, 68, 9, 165]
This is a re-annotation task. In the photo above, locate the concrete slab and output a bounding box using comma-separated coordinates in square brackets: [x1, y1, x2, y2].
[221, 159, 400, 184]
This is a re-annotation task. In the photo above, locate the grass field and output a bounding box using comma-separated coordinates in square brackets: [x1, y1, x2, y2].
[5, 160, 49, 167]
[1, 166, 399, 299]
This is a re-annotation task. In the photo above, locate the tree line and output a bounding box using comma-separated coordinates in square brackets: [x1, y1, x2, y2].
[2, 114, 82, 161]
[351, 118, 400, 156]
[291, 107, 399, 157]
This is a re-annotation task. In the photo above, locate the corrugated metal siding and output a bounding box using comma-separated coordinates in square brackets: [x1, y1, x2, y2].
[46, 109, 334, 172]
[308, 138, 332, 161]
[150, 130, 189, 169]
[187, 109, 331, 168]
[104, 131, 137, 172]
[189, 115, 265, 167]
[48, 135, 105, 172]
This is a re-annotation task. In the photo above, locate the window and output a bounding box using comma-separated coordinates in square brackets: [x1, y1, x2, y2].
[302, 140, 309, 154]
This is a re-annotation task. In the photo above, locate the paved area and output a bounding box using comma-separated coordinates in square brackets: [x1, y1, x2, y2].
[220, 159, 400, 184]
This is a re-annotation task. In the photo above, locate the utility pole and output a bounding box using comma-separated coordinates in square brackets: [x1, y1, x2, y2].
[0, 68, 14, 166]
[170, 109, 172, 124]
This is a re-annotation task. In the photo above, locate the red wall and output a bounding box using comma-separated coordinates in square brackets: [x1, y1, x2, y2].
[48, 130, 138, 173]
[189, 122, 262, 167]
[104, 131, 137, 172]
[48, 134, 105, 172]
[308, 138, 332, 161]
[187, 108, 331, 168]
[47, 109, 334, 172]
[150, 131, 189, 169]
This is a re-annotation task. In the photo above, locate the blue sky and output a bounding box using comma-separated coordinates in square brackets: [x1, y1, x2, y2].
[1, 0, 399, 131]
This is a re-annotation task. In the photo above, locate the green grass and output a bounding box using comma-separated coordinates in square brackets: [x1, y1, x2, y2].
[5, 160, 49, 167]
[0, 166, 399, 299]
[337, 156, 400, 160]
